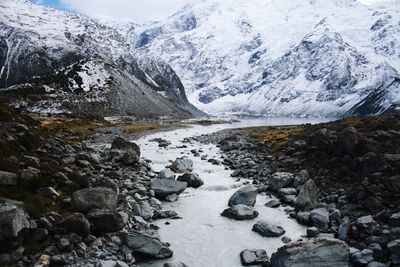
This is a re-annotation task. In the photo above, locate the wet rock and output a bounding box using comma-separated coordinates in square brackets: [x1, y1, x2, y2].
[389, 212, 400, 227]
[164, 194, 179, 202]
[307, 227, 320, 237]
[110, 137, 141, 165]
[171, 158, 193, 173]
[87, 209, 125, 234]
[295, 180, 319, 211]
[281, 236, 291, 244]
[270, 237, 349, 267]
[132, 201, 154, 220]
[338, 218, 351, 241]
[153, 210, 178, 219]
[310, 208, 330, 230]
[119, 231, 173, 259]
[151, 179, 187, 199]
[366, 262, 387, 267]
[265, 199, 281, 208]
[71, 187, 117, 213]
[158, 169, 176, 180]
[252, 220, 285, 237]
[228, 185, 258, 207]
[58, 213, 90, 237]
[278, 188, 297, 196]
[98, 260, 129, 267]
[0, 171, 17, 186]
[177, 173, 204, 188]
[368, 243, 383, 259]
[296, 212, 311, 226]
[351, 249, 374, 266]
[0, 199, 30, 243]
[268, 172, 294, 191]
[240, 249, 270, 266]
[56, 237, 71, 251]
[221, 205, 259, 220]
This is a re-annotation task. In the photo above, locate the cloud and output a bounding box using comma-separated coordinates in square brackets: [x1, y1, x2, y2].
[59, 0, 193, 22]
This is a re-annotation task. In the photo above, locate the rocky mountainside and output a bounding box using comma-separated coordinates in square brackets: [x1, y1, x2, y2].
[0, 0, 202, 118]
[130, 0, 400, 117]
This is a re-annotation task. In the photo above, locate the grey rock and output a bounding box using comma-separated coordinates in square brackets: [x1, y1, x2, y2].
[0, 171, 17, 186]
[58, 213, 90, 237]
[158, 169, 176, 180]
[389, 212, 400, 227]
[307, 227, 320, 237]
[37, 187, 60, 198]
[265, 199, 281, 208]
[0, 199, 30, 243]
[111, 137, 141, 165]
[171, 158, 193, 173]
[338, 126, 358, 155]
[177, 173, 204, 188]
[119, 231, 173, 259]
[338, 218, 351, 241]
[163, 263, 188, 267]
[295, 179, 319, 211]
[270, 237, 349, 267]
[293, 169, 310, 188]
[228, 185, 258, 207]
[132, 201, 154, 220]
[221, 205, 259, 220]
[310, 208, 330, 230]
[57, 237, 70, 251]
[268, 172, 294, 191]
[240, 249, 270, 266]
[164, 194, 179, 202]
[87, 209, 125, 233]
[351, 249, 374, 266]
[296, 212, 311, 226]
[252, 220, 285, 237]
[366, 262, 387, 267]
[278, 188, 297, 196]
[387, 239, 400, 255]
[151, 179, 187, 199]
[71, 187, 118, 213]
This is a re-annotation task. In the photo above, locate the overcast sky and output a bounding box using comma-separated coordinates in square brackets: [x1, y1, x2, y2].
[34, 0, 391, 22]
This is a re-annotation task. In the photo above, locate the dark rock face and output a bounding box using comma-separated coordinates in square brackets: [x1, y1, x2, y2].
[295, 179, 319, 211]
[177, 173, 204, 188]
[252, 220, 285, 237]
[228, 185, 258, 207]
[270, 237, 349, 267]
[119, 231, 173, 259]
[240, 249, 270, 266]
[150, 179, 187, 199]
[0, 199, 30, 244]
[58, 213, 90, 237]
[221, 205, 259, 220]
[87, 209, 125, 233]
[71, 187, 118, 213]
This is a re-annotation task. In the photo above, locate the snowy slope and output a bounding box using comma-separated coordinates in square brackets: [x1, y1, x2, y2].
[130, 0, 400, 117]
[0, 0, 202, 118]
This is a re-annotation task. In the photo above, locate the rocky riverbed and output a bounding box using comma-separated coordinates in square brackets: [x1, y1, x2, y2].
[1, 103, 399, 267]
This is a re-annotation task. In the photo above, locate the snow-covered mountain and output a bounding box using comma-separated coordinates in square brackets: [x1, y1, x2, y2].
[0, 0, 203, 118]
[130, 0, 400, 117]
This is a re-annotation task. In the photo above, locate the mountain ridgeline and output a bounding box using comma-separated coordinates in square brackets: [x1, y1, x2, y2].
[130, 0, 400, 117]
[0, 0, 203, 118]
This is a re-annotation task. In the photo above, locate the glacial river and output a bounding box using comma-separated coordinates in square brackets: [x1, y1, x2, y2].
[137, 117, 333, 267]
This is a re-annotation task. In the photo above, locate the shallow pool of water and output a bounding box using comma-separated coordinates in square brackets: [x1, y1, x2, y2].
[136, 117, 333, 267]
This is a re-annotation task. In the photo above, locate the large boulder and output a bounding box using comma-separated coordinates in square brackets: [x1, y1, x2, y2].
[252, 220, 285, 237]
[268, 172, 294, 191]
[240, 249, 270, 266]
[87, 209, 125, 233]
[177, 173, 204, 188]
[171, 158, 193, 173]
[71, 187, 118, 213]
[151, 179, 187, 199]
[295, 180, 319, 211]
[158, 169, 176, 180]
[110, 137, 141, 165]
[228, 185, 258, 207]
[0, 199, 30, 243]
[119, 230, 173, 259]
[58, 213, 90, 236]
[270, 237, 349, 267]
[310, 208, 330, 231]
[309, 128, 336, 148]
[0, 171, 17, 186]
[221, 205, 259, 220]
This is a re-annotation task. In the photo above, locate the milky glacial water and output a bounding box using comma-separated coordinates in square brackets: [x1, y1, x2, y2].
[136, 117, 334, 267]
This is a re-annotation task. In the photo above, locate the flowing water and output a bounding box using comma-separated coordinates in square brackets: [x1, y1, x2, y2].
[137, 117, 333, 267]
